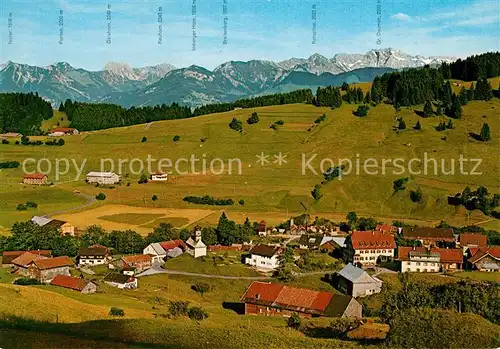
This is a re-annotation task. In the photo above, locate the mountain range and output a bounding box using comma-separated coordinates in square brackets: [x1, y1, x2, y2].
[0, 48, 455, 107]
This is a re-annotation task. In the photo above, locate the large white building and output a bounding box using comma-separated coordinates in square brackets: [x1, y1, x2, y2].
[86, 172, 120, 185]
[185, 230, 207, 258]
[343, 231, 396, 266]
[397, 246, 463, 273]
[245, 244, 282, 271]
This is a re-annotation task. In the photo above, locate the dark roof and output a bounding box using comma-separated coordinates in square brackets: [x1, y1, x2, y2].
[249, 244, 281, 258]
[104, 273, 135, 284]
[44, 219, 67, 228]
[323, 294, 354, 317]
[78, 247, 109, 257]
[403, 227, 455, 240]
[2, 250, 51, 264]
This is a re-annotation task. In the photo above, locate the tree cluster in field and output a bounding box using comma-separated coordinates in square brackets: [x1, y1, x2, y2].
[18, 136, 65, 146]
[393, 177, 409, 192]
[313, 86, 343, 108]
[193, 89, 313, 116]
[62, 99, 192, 131]
[183, 195, 234, 206]
[95, 193, 106, 200]
[345, 212, 380, 231]
[229, 118, 243, 132]
[168, 301, 209, 321]
[435, 119, 454, 131]
[270, 120, 284, 130]
[343, 86, 365, 104]
[440, 52, 500, 81]
[380, 274, 499, 325]
[109, 307, 125, 317]
[0, 161, 20, 169]
[16, 201, 38, 211]
[246, 112, 259, 124]
[0, 92, 53, 135]
[314, 113, 326, 124]
[353, 105, 370, 117]
[323, 165, 345, 182]
[451, 186, 500, 216]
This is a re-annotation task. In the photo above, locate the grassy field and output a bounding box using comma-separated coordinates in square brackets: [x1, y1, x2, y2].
[454, 271, 500, 282]
[40, 110, 70, 132]
[163, 252, 263, 277]
[0, 83, 499, 232]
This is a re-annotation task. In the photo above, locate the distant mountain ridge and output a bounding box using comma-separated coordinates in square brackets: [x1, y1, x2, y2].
[0, 48, 456, 107]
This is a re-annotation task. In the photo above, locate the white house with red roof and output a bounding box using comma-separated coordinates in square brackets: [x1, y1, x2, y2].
[143, 239, 186, 263]
[343, 231, 396, 266]
[397, 246, 464, 272]
[48, 127, 79, 136]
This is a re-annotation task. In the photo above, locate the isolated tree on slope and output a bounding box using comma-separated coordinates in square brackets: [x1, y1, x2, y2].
[479, 123, 491, 141]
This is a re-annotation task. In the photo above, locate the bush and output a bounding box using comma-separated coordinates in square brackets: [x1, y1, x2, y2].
[57, 138, 65, 146]
[173, 135, 180, 142]
[191, 282, 212, 296]
[247, 112, 259, 124]
[410, 187, 423, 203]
[1, 139, 9, 144]
[238, 199, 245, 205]
[353, 105, 369, 117]
[187, 306, 209, 321]
[287, 313, 301, 329]
[109, 307, 125, 317]
[141, 136, 147, 142]
[95, 193, 106, 200]
[152, 195, 158, 201]
[138, 173, 148, 184]
[275, 120, 285, 125]
[270, 123, 278, 130]
[25, 201, 38, 208]
[13, 278, 41, 285]
[329, 317, 360, 338]
[229, 118, 243, 132]
[314, 113, 326, 124]
[16, 204, 27, 211]
[0, 161, 20, 169]
[169, 301, 189, 316]
[183, 195, 234, 206]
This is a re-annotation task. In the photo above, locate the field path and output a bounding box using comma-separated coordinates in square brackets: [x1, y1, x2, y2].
[45, 192, 96, 218]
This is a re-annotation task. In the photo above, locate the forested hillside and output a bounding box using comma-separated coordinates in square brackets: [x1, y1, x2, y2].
[0, 93, 53, 135]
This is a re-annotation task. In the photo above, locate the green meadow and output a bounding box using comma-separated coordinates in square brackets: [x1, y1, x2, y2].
[0, 93, 499, 231]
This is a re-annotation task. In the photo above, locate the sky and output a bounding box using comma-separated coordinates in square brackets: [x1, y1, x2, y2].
[1, 0, 499, 70]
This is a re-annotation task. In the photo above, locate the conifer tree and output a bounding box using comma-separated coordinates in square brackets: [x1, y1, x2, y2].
[458, 86, 468, 105]
[447, 97, 462, 119]
[479, 123, 491, 141]
[423, 100, 433, 117]
[446, 119, 453, 129]
[414, 121, 421, 130]
[467, 83, 475, 101]
[58, 102, 65, 112]
[398, 118, 406, 130]
[364, 91, 371, 104]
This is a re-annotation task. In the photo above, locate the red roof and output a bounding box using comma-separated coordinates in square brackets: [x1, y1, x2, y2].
[459, 234, 487, 247]
[241, 281, 333, 315]
[23, 173, 47, 180]
[159, 240, 186, 251]
[31, 256, 73, 270]
[2, 250, 51, 264]
[51, 127, 75, 133]
[122, 254, 152, 265]
[397, 246, 463, 263]
[469, 246, 500, 264]
[351, 231, 396, 250]
[11, 252, 48, 267]
[376, 224, 397, 233]
[50, 274, 90, 291]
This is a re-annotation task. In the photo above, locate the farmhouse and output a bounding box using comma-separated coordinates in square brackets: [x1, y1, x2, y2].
[2, 250, 51, 267]
[185, 229, 207, 258]
[121, 254, 152, 273]
[343, 231, 396, 266]
[245, 244, 282, 271]
[23, 173, 48, 185]
[13, 253, 73, 283]
[458, 233, 487, 252]
[48, 127, 79, 136]
[335, 263, 383, 297]
[104, 272, 138, 289]
[31, 216, 76, 236]
[143, 240, 186, 262]
[241, 281, 362, 318]
[299, 235, 341, 250]
[375, 224, 399, 235]
[50, 274, 97, 293]
[467, 247, 500, 272]
[150, 172, 168, 181]
[77, 246, 111, 266]
[402, 227, 455, 247]
[0, 132, 22, 138]
[397, 246, 463, 272]
[86, 172, 120, 185]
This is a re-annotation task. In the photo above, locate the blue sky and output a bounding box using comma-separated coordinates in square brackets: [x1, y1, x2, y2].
[1, 0, 498, 70]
